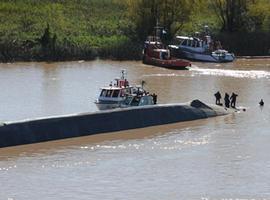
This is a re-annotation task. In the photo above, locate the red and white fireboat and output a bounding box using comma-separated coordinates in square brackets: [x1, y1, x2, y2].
[143, 36, 191, 70]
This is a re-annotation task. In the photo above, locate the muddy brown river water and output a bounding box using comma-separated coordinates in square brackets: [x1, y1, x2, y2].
[0, 59, 270, 200]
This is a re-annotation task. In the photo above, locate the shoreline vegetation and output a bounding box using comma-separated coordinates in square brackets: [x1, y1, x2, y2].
[0, 0, 270, 63]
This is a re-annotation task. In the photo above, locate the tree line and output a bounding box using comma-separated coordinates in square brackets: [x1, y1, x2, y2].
[126, 0, 270, 36]
[0, 0, 269, 62]
[126, 0, 270, 55]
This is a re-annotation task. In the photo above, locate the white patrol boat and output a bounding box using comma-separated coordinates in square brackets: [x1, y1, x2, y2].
[169, 35, 235, 63]
[95, 70, 155, 110]
[95, 70, 132, 110]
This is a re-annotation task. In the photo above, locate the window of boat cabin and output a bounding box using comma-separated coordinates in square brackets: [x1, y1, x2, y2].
[194, 39, 201, 47]
[112, 89, 120, 97]
[182, 39, 188, 46]
[199, 41, 202, 47]
[100, 89, 106, 97]
[131, 96, 140, 106]
[123, 96, 133, 105]
[120, 88, 129, 97]
[192, 41, 195, 47]
[106, 90, 113, 97]
[139, 96, 150, 106]
[137, 96, 153, 106]
[120, 89, 124, 97]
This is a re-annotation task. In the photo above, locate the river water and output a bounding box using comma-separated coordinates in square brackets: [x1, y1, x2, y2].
[0, 59, 269, 200]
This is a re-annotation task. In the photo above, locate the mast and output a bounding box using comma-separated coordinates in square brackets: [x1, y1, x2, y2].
[154, 19, 163, 39]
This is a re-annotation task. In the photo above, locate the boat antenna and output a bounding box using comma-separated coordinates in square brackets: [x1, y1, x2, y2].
[141, 80, 146, 89]
[121, 69, 126, 80]
[155, 19, 159, 38]
[154, 19, 163, 39]
[204, 25, 210, 35]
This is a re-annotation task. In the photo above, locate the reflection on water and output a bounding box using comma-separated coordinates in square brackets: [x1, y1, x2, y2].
[0, 59, 270, 199]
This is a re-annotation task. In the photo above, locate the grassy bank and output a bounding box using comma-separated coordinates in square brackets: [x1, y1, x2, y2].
[0, 0, 269, 62]
[0, 0, 142, 62]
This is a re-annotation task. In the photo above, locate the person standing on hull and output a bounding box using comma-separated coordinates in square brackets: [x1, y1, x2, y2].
[214, 91, 222, 105]
[224, 93, 230, 108]
[230, 92, 238, 108]
[259, 99, 264, 106]
[152, 93, 157, 104]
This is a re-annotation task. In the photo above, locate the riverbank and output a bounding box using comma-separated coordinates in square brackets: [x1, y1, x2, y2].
[236, 56, 270, 59]
[1, 0, 270, 63]
[0, 0, 142, 62]
[0, 39, 143, 63]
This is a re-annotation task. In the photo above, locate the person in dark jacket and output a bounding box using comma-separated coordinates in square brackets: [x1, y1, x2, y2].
[214, 91, 222, 105]
[230, 92, 238, 108]
[224, 93, 230, 108]
[152, 93, 157, 104]
[259, 99, 264, 106]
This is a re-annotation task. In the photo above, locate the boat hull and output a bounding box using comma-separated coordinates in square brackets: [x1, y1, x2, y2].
[95, 100, 123, 110]
[0, 100, 233, 148]
[143, 55, 191, 70]
[184, 50, 234, 62]
[95, 102, 121, 110]
[171, 48, 235, 63]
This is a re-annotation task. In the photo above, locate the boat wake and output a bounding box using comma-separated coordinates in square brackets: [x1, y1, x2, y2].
[142, 73, 188, 78]
[189, 66, 270, 79]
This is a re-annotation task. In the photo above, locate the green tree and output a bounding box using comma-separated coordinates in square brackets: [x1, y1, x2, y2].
[40, 24, 51, 49]
[126, 0, 195, 40]
[210, 0, 255, 32]
[247, 0, 270, 32]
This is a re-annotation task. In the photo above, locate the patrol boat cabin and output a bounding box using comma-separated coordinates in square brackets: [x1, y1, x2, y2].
[169, 35, 235, 63]
[95, 71, 133, 110]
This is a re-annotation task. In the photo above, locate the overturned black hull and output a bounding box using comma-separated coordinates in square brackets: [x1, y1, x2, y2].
[0, 100, 231, 148]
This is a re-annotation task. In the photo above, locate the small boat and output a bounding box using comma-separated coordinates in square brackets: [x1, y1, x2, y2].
[95, 70, 155, 110]
[95, 70, 133, 110]
[169, 35, 235, 63]
[143, 36, 191, 70]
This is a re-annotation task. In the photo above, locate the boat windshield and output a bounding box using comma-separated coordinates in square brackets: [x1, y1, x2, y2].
[105, 90, 113, 97]
[130, 96, 140, 106]
[100, 89, 107, 97]
[112, 89, 120, 97]
[100, 89, 122, 98]
[139, 96, 154, 106]
[122, 96, 133, 105]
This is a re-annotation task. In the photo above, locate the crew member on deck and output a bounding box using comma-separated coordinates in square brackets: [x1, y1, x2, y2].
[152, 93, 157, 104]
[224, 93, 230, 108]
[259, 99, 264, 106]
[230, 92, 238, 108]
[214, 91, 222, 105]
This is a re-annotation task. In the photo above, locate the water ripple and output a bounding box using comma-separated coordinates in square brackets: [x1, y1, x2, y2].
[142, 73, 186, 77]
[142, 68, 270, 79]
[189, 67, 270, 79]
[77, 129, 212, 153]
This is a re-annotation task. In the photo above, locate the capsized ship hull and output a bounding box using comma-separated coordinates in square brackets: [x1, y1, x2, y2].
[0, 100, 235, 148]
